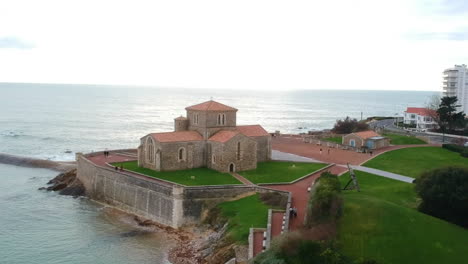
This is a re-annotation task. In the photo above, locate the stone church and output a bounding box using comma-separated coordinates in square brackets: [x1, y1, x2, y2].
[137, 100, 271, 173]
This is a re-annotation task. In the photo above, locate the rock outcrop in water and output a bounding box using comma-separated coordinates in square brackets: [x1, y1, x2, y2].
[39, 169, 85, 197]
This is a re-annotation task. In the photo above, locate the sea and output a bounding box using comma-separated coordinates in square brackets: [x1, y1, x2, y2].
[0, 82, 439, 263]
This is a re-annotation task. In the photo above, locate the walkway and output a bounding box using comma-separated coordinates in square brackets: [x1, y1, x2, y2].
[262, 165, 347, 230]
[272, 150, 321, 163]
[272, 136, 438, 166]
[231, 172, 254, 185]
[349, 165, 415, 183]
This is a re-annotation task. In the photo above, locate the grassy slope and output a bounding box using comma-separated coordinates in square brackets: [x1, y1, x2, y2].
[218, 194, 270, 244]
[363, 147, 468, 178]
[382, 133, 426, 145]
[338, 171, 468, 264]
[239, 161, 327, 184]
[322, 136, 342, 144]
[112, 161, 241, 186]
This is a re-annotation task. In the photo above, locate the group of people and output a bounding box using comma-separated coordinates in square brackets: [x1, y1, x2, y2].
[103, 150, 110, 157]
[289, 207, 298, 218]
[319, 148, 331, 155]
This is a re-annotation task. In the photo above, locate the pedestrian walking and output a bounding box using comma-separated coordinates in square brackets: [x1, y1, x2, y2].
[320, 148, 323, 155]
[369, 150, 373, 156]
[293, 208, 298, 218]
[327, 148, 330, 155]
[289, 207, 294, 218]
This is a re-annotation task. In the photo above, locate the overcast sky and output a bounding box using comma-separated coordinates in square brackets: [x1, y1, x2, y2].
[0, 0, 467, 91]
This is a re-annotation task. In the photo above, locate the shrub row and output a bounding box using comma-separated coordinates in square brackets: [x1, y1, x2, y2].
[305, 172, 343, 228]
[442, 144, 468, 158]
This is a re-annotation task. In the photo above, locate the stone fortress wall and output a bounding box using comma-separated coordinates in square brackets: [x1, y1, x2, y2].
[77, 152, 289, 228]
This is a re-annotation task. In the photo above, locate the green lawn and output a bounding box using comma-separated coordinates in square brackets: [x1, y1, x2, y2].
[239, 161, 327, 184]
[322, 136, 342, 144]
[383, 133, 426, 145]
[338, 171, 468, 264]
[218, 194, 270, 244]
[112, 161, 241, 186]
[363, 147, 468, 178]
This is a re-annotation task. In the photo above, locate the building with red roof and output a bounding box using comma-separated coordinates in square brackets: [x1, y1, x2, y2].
[138, 100, 271, 173]
[342, 130, 390, 150]
[404, 107, 438, 130]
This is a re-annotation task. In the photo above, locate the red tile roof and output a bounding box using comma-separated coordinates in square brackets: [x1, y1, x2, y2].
[405, 107, 436, 117]
[353, 130, 381, 139]
[209, 130, 239, 143]
[185, 100, 237, 111]
[174, 116, 188, 120]
[236, 125, 270, 137]
[150, 131, 203, 143]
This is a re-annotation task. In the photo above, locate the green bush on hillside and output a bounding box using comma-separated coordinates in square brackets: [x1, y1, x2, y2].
[305, 172, 343, 227]
[415, 167, 468, 228]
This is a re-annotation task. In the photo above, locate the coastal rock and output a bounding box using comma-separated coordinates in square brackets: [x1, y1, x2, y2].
[40, 169, 85, 197]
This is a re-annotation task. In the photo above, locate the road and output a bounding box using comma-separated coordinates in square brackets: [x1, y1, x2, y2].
[369, 119, 462, 144]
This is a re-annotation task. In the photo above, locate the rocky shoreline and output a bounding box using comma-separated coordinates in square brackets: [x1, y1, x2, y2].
[2, 154, 241, 264]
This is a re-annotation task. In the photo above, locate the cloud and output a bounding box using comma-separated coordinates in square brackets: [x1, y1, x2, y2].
[418, 0, 468, 15]
[0, 37, 34, 49]
[407, 29, 468, 41]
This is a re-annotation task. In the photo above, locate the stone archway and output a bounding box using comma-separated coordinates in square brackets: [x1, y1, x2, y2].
[229, 163, 235, 173]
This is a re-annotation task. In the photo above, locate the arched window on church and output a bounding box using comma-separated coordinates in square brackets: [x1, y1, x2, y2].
[237, 141, 241, 160]
[217, 114, 221, 125]
[147, 137, 154, 163]
[194, 113, 199, 124]
[222, 114, 226, 125]
[178, 147, 186, 162]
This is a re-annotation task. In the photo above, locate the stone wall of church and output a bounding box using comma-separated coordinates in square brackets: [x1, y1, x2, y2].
[159, 141, 206, 171]
[139, 136, 163, 171]
[252, 135, 272, 162]
[209, 134, 257, 173]
[187, 110, 237, 139]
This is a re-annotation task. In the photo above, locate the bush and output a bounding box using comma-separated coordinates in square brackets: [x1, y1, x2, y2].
[442, 144, 465, 153]
[253, 232, 377, 264]
[461, 149, 468, 158]
[259, 192, 288, 208]
[305, 172, 343, 227]
[442, 144, 468, 158]
[414, 167, 468, 227]
[332, 116, 369, 134]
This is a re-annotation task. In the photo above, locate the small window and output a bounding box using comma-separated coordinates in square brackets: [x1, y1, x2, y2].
[147, 137, 154, 162]
[212, 154, 216, 164]
[237, 142, 241, 160]
[222, 114, 226, 125]
[217, 114, 221, 125]
[178, 147, 186, 161]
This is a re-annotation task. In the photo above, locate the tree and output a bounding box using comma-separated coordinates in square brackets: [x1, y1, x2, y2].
[332, 116, 369, 134]
[425, 94, 441, 126]
[437, 96, 466, 132]
[414, 167, 468, 227]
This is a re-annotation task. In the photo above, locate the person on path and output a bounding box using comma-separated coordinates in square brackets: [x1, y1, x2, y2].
[327, 148, 330, 155]
[320, 148, 323, 155]
[289, 207, 294, 218]
[293, 208, 298, 218]
[369, 150, 373, 156]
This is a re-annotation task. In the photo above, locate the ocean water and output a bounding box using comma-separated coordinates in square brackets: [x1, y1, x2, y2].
[0, 164, 171, 264]
[0, 83, 439, 263]
[0, 83, 439, 161]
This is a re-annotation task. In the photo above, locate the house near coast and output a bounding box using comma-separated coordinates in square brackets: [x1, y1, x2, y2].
[342, 130, 389, 150]
[137, 100, 271, 173]
[403, 107, 438, 130]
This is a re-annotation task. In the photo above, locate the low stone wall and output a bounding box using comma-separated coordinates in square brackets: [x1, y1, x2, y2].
[77, 153, 290, 228]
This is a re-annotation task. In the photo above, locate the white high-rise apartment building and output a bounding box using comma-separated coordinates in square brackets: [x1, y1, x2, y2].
[442, 64, 468, 113]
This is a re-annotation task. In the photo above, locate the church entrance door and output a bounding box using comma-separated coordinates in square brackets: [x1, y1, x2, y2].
[229, 163, 235, 173]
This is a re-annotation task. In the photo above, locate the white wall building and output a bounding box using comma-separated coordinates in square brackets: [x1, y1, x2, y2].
[443, 64, 468, 113]
[404, 107, 438, 130]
